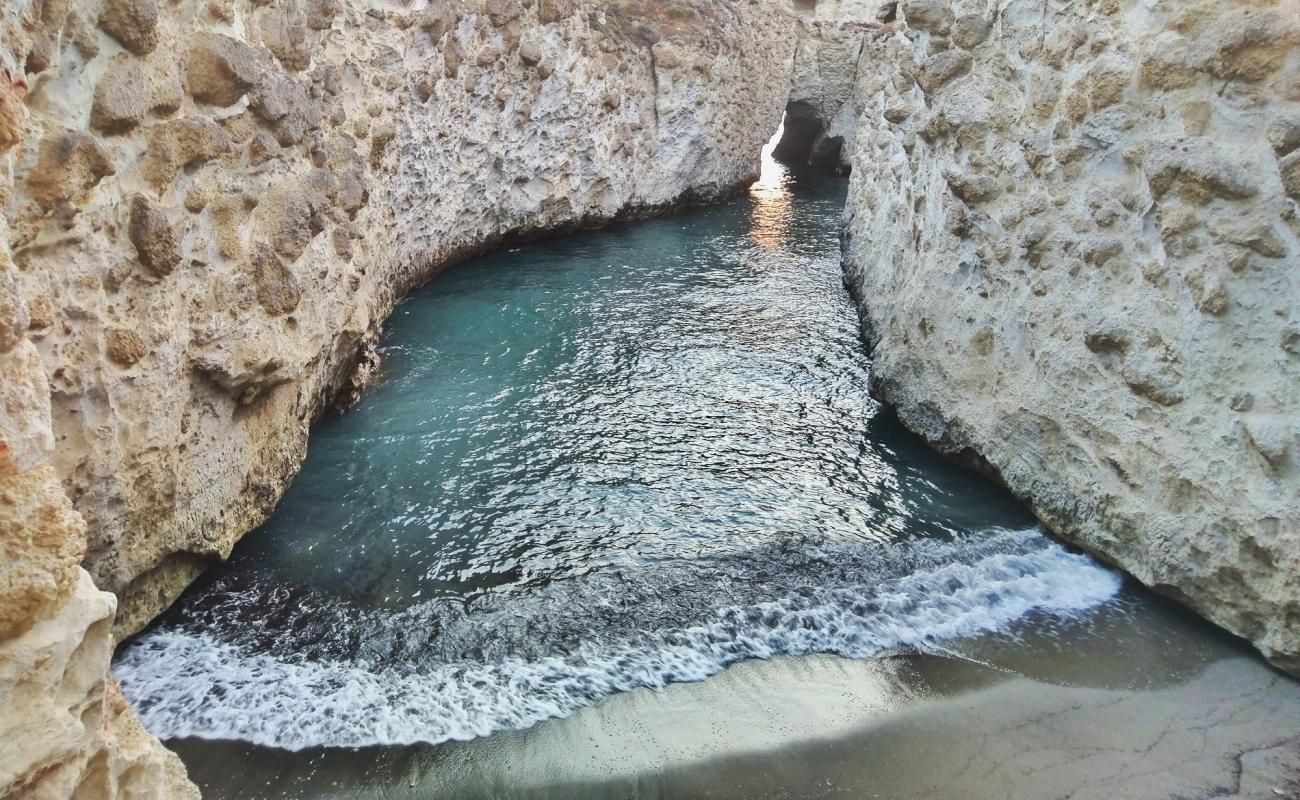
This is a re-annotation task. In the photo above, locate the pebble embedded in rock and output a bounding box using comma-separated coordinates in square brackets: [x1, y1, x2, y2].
[184, 32, 260, 106]
[128, 195, 181, 278]
[91, 56, 151, 133]
[25, 130, 115, 212]
[252, 244, 301, 316]
[97, 0, 161, 56]
[105, 327, 148, 366]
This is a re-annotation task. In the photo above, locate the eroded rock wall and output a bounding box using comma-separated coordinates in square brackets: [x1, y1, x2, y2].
[784, 0, 877, 167]
[0, 0, 797, 642]
[0, 314, 196, 796]
[1, 0, 796, 795]
[843, 0, 1300, 673]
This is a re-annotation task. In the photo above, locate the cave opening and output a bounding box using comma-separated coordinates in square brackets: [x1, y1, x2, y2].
[769, 101, 845, 169]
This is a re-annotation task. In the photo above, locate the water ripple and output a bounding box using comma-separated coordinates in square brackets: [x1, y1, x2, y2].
[114, 165, 1104, 751]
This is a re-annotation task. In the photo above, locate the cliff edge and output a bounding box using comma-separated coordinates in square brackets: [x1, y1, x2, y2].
[843, 0, 1299, 674]
[0, 0, 796, 794]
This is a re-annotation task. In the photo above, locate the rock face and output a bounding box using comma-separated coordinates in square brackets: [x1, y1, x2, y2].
[0, 268, 197, 795]
[1, 0, 796, 644]
[843, 0, 1300, 673]
[782, 0, 878, 167]
[3, 0, 1291, 792]
[0, 0, 795, 795]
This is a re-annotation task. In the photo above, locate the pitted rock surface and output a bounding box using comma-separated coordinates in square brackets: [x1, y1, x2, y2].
[0, 0, 797, 795]
[842, 0, 1300, 676]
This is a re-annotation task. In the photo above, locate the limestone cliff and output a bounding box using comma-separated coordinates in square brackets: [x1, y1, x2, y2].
[1, 0, 796, 641]
[1, 324, 196, 795]
[0, 0, 796, 795]
[843, 0, 1300, 673]
[782, 0, 875, 167]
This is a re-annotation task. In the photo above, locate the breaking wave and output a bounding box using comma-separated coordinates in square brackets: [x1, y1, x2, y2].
[115, 528, 1119, 750]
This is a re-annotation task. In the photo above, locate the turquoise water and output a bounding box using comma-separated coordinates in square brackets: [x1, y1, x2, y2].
[213, 167, 1013, 607]
[114, 159, 1123, 762]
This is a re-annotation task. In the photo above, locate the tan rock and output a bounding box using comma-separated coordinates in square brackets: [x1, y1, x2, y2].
[91, 55, 150, 133]
[184, 31, 260, 106]
[1140, 33, 1201, 91]
[1281, 151, 1300, 199]
[254, 171, 333, 262]
[127, 195, 181, 278]
[0, 459, 85, 641]
[950, 13, 990, 49]
[97, 0, 161, 56]
[304, 0, 341, 30]
[250, 70, 321, 146]
[537, 0, 577, 24]
[519, 40, 543, 65]
[0, 571, 199, 799]
[105, 328, 148, 367]
[248, 130, 280, 164]
[0, 336, 199, 797]
[901, 0, 953, 35]
[1266, 115, 1300, 156]
[24, 131, 115, 212]
[917, 50, 970, 93]
[0, 342, 85, 642]
[844, 0, 1300, 676]
[0, 67, 26, 153]
[140, 116, 231, 189]
[943, 169, 998, 204]
[1145, 135, 1258, 201]
[0, 7, 798, 796]
[260, 5, 311, 71]
[251, 244, 301, 316]
[1199, 7, 1300, 83]
[208, 193, 251, 259]
[0, 259, 28, 354]
[485, 0, 523, 27]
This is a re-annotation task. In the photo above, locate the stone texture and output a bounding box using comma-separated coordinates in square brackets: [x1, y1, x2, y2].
[126, 194, 180, 278]
[91, 56, 150, 133]
[183, 31, 260, 106]
[96, 0, 161, 56]
[2, 0, 796, 648]
[0, 67, 25, 152]
[782, 1, 880, 167]
[0, 570, 199, 799]
[2, 0, 1290, 795]
[0, 285, 197, 796]
[0, 3, 798, 793]
[23, 130, 115, 212]
[0, 346, 82, 642]
[139, 116, 232, 189]
[843, 0, 1300, 675]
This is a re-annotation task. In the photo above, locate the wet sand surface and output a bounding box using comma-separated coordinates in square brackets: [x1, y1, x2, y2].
[169, 591, 1300, 799]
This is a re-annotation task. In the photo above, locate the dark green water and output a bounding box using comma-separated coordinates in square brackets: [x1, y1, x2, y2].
[112, 158, 1141, 796]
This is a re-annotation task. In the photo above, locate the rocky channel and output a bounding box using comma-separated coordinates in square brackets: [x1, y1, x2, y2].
[0, 0, 1296, 796]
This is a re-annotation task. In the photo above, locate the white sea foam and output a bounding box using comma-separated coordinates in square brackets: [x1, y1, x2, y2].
[114, 529, 1120, 750]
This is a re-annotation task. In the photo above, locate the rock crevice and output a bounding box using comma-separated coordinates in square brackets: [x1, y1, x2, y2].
[2, 0, 1298, 794]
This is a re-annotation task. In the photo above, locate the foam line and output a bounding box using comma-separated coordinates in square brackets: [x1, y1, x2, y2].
[115, 529, 1119, 750]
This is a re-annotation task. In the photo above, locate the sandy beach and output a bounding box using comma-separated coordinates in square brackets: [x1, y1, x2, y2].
[170, 596, 1300, 799]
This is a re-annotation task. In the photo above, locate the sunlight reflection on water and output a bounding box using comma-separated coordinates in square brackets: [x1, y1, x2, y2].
[749, 119, 792, 251]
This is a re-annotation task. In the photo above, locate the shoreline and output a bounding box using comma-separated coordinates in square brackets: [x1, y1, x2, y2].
[167, 595, 1300, 800]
